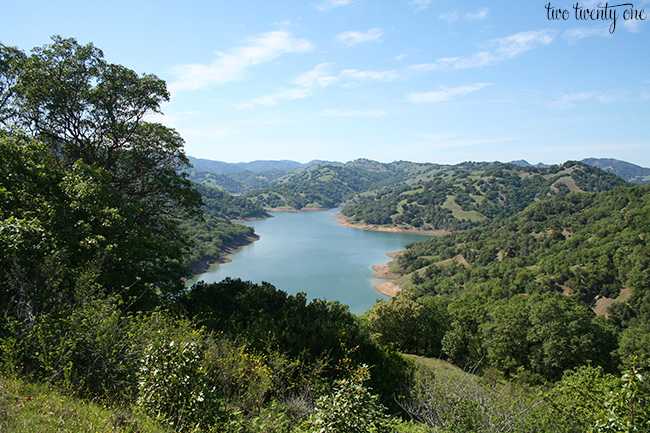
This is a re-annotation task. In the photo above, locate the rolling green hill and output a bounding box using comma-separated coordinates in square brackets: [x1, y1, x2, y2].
[182, 183, 269, 272]
[341, 161, 628, 231]
[242, 159, 442, 209]
[392, 184, 650, 310]
[581, 157, 650, 185]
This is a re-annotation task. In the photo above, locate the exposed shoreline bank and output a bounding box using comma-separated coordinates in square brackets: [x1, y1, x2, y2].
[371, 252, 406, 297]
[263, 206, 330, 212]
[332, 211, 449, 236]
[332, 211, 443, 298]
[190, 208, 429, 299]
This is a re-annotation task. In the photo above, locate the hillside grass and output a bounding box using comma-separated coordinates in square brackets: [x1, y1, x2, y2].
[0, 376, 168, 433]
[442, 196, 487, 223]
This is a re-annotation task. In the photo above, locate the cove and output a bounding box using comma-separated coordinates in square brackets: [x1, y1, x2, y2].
[189, 208, 432, 315]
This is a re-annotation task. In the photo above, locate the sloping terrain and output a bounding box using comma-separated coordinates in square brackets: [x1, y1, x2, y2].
[341, 161, 628, 231]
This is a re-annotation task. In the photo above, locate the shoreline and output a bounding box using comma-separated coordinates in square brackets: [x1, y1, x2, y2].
[190, 207, 427, 298]
[332, 211, 444, 298]
[264, 206, 331, 212]
[188, 234, 260, 276]
[230, 213, 273, 223]
[332, 211, 449, 236]
[370, 252, 406, 297]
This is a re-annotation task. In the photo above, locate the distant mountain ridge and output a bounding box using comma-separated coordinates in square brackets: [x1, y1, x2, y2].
[186, 156, 649, 196]
[581, 158, 650, 184]
[187, 156, 334, 174]
[510, 158, 650, 184]
[190, 156, 649, 185]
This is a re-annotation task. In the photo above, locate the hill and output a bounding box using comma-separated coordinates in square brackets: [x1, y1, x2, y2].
[181, 183, 270, 272]
[390, 184, 650, 310]
[511, 157, 650, 185]
[242, 159, 444, 210]
[362, 183, 650, 385]
[185, 157, 342, 194]
[188, 156, 312, 173]
[341, 160, 628, 231]
[581, 157, 650, 184]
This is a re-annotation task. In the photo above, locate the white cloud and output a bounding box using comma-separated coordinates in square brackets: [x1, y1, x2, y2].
[238, 88, 313, 108]
[336, 28, 384, 48]
[466, 7, 489, 21]
[314, 0, 352, 11]
[408, 83, 492, 103]
[237, 63, 338, 108]
[323, 109, 388, 117]
[339, 68, 401, 84]
[549, 91, 633, 109]
[293, 63, 340, 88]
[563, 26, 610, 44]
[487, 30, 557, 60]
[412, 0, 433, 11]
[168, 31, 313, 93]
[549, 92, 593, 110]
[622, 17, 646, 33]
[436, 29, 557, 69]
[440, 7, 488, 23]
[145, 109, 200, 127]
[439, 11, 460, 23]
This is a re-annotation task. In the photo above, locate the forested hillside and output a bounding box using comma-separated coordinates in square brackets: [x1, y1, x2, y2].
[581, 157, 650, 185]
[342, 161, 628, 231]
[242, 159, 444, 209]
[188, 166, 296, 194]
[0, 36, 415, 433]
[2, 37, 649, 433]
[182, 183, 269, 272]
[366, 184, 650, 379]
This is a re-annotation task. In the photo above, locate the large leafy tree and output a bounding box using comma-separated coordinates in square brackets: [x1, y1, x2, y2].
[0, 43, 25, 125]
[480, 292, 617, 381]
[0, 37, 202, 313]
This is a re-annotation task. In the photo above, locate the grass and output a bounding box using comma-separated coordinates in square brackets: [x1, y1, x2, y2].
[0, 375, 168, 433]
[442, 196, 487, 223]
[404, 354, 468, 379]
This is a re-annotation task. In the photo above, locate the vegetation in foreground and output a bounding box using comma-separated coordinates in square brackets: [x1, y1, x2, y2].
[1, 37, 649, 432]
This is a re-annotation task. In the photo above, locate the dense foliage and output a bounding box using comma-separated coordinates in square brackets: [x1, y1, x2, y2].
[181, 183, 269, 271]
[2, 37, 649, 432]
[1, 36, 202, 309]
[362, 185, 650, 384]
[242, 159, 442, 209]
[342, 161, 628, 231]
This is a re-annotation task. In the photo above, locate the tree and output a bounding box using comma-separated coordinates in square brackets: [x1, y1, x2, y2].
[367, 292, 448, 356]
[1, 37, 202, 305]
[480, 292, 617, 381]
[594, 358, 650, 432]
[0, 43, 25, 125]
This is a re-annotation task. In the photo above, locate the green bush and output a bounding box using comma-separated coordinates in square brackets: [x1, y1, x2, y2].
[305, 364, 395, 433]
[136, 321, 219, 432]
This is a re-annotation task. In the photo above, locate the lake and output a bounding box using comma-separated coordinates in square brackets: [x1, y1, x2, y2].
[189, 208, 432, 314]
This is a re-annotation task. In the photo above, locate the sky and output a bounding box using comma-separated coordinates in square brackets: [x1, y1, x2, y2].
[2, 0, 649, 166]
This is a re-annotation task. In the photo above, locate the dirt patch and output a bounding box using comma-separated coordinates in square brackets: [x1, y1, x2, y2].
[593, 287, 632, 317]
[373, 281, 403, 297]
[372, 264, 400, 280]
[550, 176, 583, 193]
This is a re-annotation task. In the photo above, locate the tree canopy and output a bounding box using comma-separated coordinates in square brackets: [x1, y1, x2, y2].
[0, 36, 202, 313]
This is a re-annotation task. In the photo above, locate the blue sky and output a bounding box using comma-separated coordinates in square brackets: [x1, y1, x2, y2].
[3, 0, 649, 166]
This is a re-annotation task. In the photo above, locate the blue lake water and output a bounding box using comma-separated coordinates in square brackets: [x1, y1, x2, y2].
[189, 208, 432, 315]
